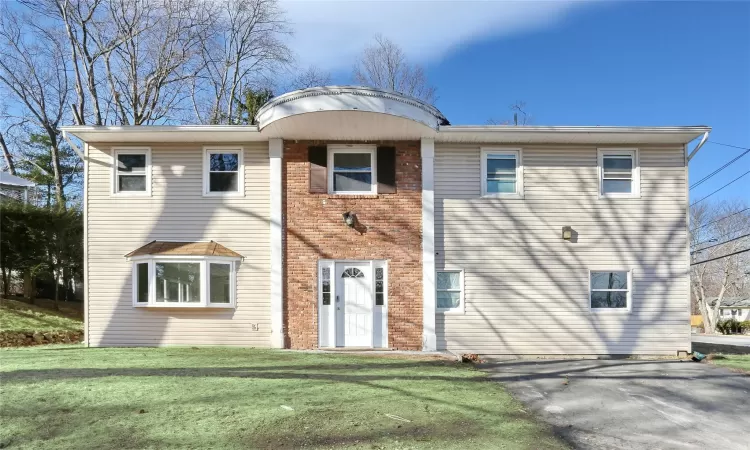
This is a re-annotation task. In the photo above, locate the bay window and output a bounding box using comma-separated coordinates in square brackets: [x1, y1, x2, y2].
[131, 257, 238, 308]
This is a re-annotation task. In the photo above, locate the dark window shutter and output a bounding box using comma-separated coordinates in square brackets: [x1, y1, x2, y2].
[376, 146, 397, 194]
[308, 146, 327, 193]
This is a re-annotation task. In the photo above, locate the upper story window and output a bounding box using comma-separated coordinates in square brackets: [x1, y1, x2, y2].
[598, 149, 639, 197]
[327, 145, 377, 195]
[113, 148, 150, 195]
[481, 148, 523, 197]
[204, 147, 243, 196]
[590, 270, 631, 311]
[437, 270, 464, 313]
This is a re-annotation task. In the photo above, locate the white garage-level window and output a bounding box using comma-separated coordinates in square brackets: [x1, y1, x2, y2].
[131, 257, 238, 308]
[437, 270, 464, 312]
[598, 149, 639, 197]
[481, 148, 523, 197]
[112, 148, 151, 195]
[328, 145, 377, 194]
[590, 270, 631, 311]
[204, 147, 244, 196]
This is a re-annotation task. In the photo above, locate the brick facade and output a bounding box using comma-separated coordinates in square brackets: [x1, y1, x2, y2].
[282, 140, 423, 350]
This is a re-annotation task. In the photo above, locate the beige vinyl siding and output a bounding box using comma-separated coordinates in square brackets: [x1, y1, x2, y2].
[86, 142, 270, 346]
[435, 144, 689, 355]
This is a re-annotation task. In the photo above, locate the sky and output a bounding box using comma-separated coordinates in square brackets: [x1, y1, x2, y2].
[284, 0, 750, 203]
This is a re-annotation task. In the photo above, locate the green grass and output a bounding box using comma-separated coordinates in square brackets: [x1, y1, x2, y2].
[0, 298, 83, 333]
[709, 354, 750, 372]
[0, 347, 566, 450]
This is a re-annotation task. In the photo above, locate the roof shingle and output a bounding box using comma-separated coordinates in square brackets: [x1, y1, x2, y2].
[125, 241, 242, 258]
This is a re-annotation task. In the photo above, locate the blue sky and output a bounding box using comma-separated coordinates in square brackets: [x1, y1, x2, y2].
[289, 1, 749, 203]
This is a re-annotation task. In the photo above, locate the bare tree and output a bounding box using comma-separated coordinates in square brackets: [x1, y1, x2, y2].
[20, 0, 138, 126]
[284, 65, 331, 91]
[487, 101, 532, 125]
[352, 35, 437, 104]
[101, 0, 214, 125]
[0, 132, 17, 175]
[194, 0, 292, 124]
[0, 5, 68, 207]
[690, 200, 750, 333]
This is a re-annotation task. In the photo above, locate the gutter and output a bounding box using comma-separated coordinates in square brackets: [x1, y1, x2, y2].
[687, 131, 710, 161]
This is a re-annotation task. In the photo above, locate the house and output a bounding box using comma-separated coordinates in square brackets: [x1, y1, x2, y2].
[60, 86, 710, 355]
[0, 172, 35, 204]
[711, 297, 750, 322]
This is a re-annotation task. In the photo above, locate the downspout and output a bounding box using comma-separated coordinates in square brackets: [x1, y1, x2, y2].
[687, 131, 710, 161]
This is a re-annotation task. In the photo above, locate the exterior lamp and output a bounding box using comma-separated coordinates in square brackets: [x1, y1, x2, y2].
[342, 212, 357, 228]
[562, 226, 573, 241]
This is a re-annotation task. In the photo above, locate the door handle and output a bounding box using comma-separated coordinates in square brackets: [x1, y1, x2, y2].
[336, 295, 340, 310]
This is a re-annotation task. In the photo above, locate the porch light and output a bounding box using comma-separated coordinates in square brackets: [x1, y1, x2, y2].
[562, 226, 573, 241]
[342, 211, 357, 228]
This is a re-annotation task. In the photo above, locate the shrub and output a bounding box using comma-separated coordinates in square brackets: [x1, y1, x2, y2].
[742, 321, 750, 335]
[717, 319, 747, 335]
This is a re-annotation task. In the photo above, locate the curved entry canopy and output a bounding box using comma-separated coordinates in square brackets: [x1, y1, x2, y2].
[255, 86, 449, 141]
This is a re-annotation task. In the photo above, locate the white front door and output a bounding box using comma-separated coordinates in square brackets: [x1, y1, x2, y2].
[335, 263, 372, 347]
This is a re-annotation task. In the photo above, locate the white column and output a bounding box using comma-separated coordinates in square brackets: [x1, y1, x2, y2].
[269, 138, 284, 348]
[421, 138, 437, 351]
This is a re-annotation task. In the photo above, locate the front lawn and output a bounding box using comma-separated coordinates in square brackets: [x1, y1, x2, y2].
[0, 347, 565, 449]
[709, 354, 750, 372]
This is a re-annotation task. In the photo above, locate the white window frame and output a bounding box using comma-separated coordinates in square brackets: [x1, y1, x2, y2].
[436, 269, 464, 313]
[598, 148, 640, 198]
[588, 269, 632, 313]
[327, 145, 377, 195]
[481, 148, 523, 198]
[112, 147, 151, 196]
[203, 146, 244, 196]
[130, 255, 239, 308]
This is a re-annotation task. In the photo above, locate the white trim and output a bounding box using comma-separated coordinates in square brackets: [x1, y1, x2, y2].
[203, 146, 245, 197]
[131, 256, 239, 308]
[480, 148, 524, 198]
[684, 143, 692, 353]
[421, 138, 437, 351]
[436, 269, 465, 314]
[83, 142, 89, 346]
[597, 148, 640, 198]
[111, 147, 151, 196]
[269, 138, 284, 348]
[327, 144, 377, 195]
[318, 260, 336, 348]
[588, 269, 633, 313]
[373, 260, 389, 349]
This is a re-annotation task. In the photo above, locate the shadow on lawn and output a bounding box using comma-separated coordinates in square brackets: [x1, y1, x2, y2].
[4, 359, 746, 383]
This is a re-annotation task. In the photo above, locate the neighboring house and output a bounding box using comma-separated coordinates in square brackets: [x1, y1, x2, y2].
[0, 172, 35, 204]
[61, 86, 710, 355]
[711, 297, 750, 321]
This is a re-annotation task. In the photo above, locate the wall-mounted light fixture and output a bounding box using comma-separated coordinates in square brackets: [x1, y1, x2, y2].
[562, 226, 573, 241]
[342, 211, 357, 228]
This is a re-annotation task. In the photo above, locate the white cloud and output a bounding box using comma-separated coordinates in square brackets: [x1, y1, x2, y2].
[282, 0, 589, 72]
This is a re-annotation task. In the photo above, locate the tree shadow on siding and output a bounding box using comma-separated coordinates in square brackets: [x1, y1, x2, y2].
[434, 145, 688, 357]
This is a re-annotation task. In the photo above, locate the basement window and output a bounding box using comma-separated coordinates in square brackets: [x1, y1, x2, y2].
[437, 270, 464, 313]
[590, 270, 631, 311]
[131, 257, 238, 308]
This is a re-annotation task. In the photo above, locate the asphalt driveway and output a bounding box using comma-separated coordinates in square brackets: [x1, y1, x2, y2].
[481, 359, 750, 450]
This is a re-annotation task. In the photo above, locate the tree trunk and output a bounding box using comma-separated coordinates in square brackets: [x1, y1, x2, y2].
[23, 269, 34, 304]
[1, 267, 8, 297]
[48, 139, 66, 210]
[0, 132, 16, 175]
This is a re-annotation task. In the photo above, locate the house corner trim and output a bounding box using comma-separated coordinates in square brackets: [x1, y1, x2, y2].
[269, 138, 284, 348]
[421, 138, 437, 351]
